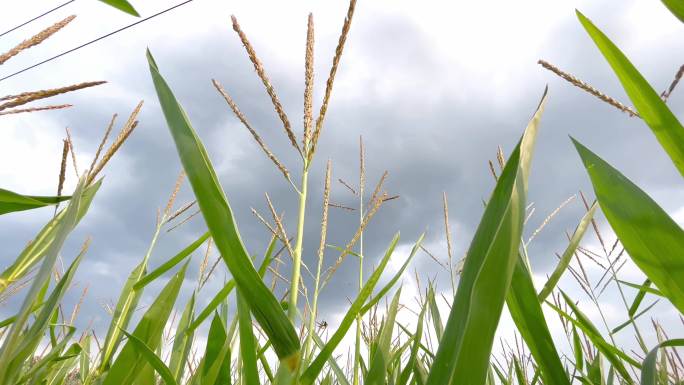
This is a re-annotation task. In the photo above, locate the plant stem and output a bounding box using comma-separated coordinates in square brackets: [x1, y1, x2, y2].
[288, 166, 309, 321]
[353, 162, 364, 385]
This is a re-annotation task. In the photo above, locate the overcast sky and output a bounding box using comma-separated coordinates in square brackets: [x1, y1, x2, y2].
[1, 0, 683, 360]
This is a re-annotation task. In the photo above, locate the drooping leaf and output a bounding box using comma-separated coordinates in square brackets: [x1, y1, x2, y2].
[0, 180, 101, 290]
[0, 188, 71, 215]
[0, 178, 87, 382]
[574, 138, 684, 315]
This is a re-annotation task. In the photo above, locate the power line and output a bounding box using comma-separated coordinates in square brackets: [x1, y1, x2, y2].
[0, 0, 194, 83]
[0, 0, 76, 38]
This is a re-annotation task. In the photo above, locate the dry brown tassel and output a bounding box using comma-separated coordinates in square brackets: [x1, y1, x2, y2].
[661, 64, 684, 103]
[88, 101, 143, 185]
[212, 79, 292, 183]
[0, 81, 106, 111]
[55, 139, 69, 216]
[308, 0, 357, 163]
[303, 13, 315, 153]
[0, 15, 76, 66]
[88, 114, 117, 174]
[538, 59, 639, 117]
[0, 104, 72, 116]
[231, 15, 302, 158]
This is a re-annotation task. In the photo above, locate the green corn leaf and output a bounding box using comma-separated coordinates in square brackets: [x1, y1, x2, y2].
[0, 180, 101, 290]
[0, 188, 71, 215]
[99, 261, 146, 370]
[572, 326, 584, 372]
[257, 340, 275, 383]
[187, 241, 274, 333]
[577, 10, 684, 176]
[237, 288, 259, 385]
[201, 313, 232, 385]
[133, 231, 210, 290]
[507, 256, 572, 385]
[187, 280, 236, 333]
[102, 263, 187, 385]
[80, 334, 91, 384]
[587, 353, 604, 385]
[426, 89, 547, 385]
[97, 0, 140, 17]
[396, 323, 435, 360]
[148, 49, 300, 367]
[359, 234, 423, 314]
[301, 233, 401, 385]
[513, 357, 526, 385]
[574, 138, 684, 315]
[365, 288, 402, 385]
[427, 286, 443, 342]
[642, 339, 684, 385]
[120, 331, 179, 385]
[0, 178, 87, 381]
[628, 279, 652, 317]
[538, 203, 596, 301]
[398, 296, 427, 385]
[169, 292, 195, 381]
[661, 0, 684, 23]
[16, 326, 77, 383]
[8, 250, 85, 375]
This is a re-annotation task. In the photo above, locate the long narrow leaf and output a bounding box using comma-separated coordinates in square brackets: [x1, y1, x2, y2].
[507, 257, 572, 385]
[133, 231, 210, 290]
[0, 188, 71, 215]
[574, 138, 684, 314]
[148, 50, 300, 367]
[641, 339, 684, 385]
[121, 331, 179, 385]
[237, 288, 259, 385]
[426, 89, 547, 385]
[102, 263, 188, 385]
[97, 0, 140, 16]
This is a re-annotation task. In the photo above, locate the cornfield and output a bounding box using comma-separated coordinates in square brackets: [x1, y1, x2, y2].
[0, 0, 683, 384]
